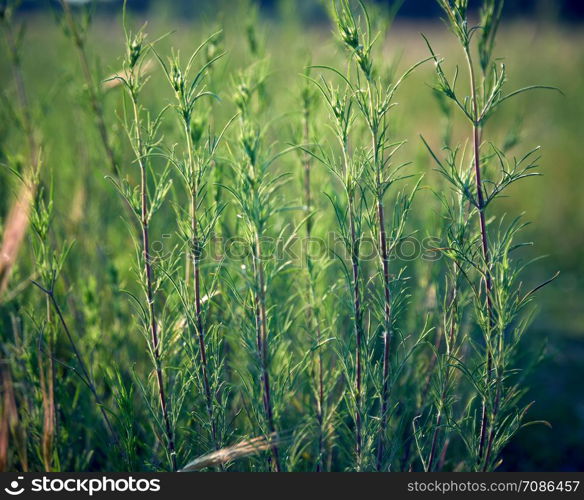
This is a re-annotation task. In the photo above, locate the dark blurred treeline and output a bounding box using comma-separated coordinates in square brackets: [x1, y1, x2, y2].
[14, 0, 584, 23]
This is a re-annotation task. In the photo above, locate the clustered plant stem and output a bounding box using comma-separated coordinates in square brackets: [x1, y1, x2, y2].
[421, 0, 558, 472]
[183, 91, 219, 455]
[230, 68, 284, 469]
[0, 0, 558, 473]
[253, 233, 281, 472]
[464, 46, 495, 464]
[132, 93, 176, 471]
[300, 78, 326, 471]
[331, 0, 425, 469]
[158, 41, 230, 459]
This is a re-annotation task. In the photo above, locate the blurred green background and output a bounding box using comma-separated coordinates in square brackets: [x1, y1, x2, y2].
[1, 0, 583, 471]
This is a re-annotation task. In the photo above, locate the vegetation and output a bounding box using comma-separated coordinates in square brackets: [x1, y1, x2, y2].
[0, 0, 576, 472]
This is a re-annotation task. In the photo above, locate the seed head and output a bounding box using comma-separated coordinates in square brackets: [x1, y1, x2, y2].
[171, 62, 184, 95]
[241, 125, 259, 169]
[234, 82, 251, 114]
[334, 0, 359, 49]
[339, 23, 359, 51]
[356, 48, 372, 78]
[128, 32, 145, 69]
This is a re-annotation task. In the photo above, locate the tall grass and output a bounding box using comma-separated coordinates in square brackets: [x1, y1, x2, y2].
[107, 13, 177, 469]
[421, 0, 557, 472]
[0, 0, 559, 472]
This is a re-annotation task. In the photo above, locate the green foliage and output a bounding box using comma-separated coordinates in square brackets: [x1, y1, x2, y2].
[0, 0, 563, 472]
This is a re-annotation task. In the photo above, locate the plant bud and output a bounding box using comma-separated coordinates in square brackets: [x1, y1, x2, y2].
[128, 33, 144, 69]
[171, 63, 184, 94]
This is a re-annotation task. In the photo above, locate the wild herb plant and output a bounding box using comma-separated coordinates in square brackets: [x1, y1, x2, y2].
[295, 65, 333, 471]
[0, 0, 564, 473]
[24, 183, 58, 473]
[324, 0, 432, 471]
[332, 0, 428, 471]
[107, 15, 176, 470]
[307, 60, 371, 469]
[422, 0, 557, 471]
[30, 189, 117, 444]
[155, 35, 231, 459]
[227, 84, 283, 471]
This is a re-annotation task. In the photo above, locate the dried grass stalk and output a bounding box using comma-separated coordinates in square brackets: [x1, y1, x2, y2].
[180, 433, 282, 472]
[0, 364, 21, 471]
[0, 181, 35, 299]
[102, 59, 155, 91]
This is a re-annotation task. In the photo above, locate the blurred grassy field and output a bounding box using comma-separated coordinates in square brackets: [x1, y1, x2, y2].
[1, 5, 583, 470]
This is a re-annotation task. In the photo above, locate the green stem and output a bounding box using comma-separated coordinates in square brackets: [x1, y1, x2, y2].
[464, 47, 494, 467]
[184, 120, 220, 454]
[302, 103, 325, 472]
[131, 97, 177, 471]
[253, 232, 281, 472]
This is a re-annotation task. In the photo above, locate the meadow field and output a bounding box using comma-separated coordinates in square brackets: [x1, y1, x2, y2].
[1, 0, 583, 472]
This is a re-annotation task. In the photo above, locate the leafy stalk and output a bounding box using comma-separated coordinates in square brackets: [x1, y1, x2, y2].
[332, 0, 424, 470]
[427, 0, 557, 471]
[298, 67, 326, 471]
[307, 67, 365, 468]
[111, 16, 176, 469]
[157, 38, 226, 455]
[229, 71, 293, 471]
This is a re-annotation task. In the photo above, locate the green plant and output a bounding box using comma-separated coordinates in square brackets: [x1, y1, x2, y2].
[224, 65, 299, 471]
[107, 13, 176, 470]
[156, 35, 231, 461]
[422, 0, 558, 471]
[0, 0, 566, 473]
[332, 0, 428, 471]
[296, 64, 333, 471]
[307, 62, 369, 469]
